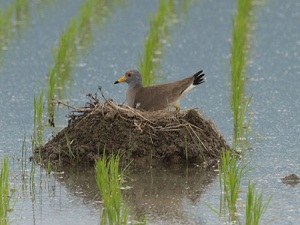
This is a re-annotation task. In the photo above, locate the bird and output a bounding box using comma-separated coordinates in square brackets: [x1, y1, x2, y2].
[114, 69, 205, 111]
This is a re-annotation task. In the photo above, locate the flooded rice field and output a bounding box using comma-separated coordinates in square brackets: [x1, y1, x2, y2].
[0, 0, 299, 224]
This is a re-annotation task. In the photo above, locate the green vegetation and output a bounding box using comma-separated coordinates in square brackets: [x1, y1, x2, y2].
[215, 150, 272, 224]
[0, 0, 64, 59]
[46, 0, 119, 125]
[0, 5, 14, 34]
[33, 91, 44, 149]
[0, 5, 14, 60]
[29, 161, 36, 196]
[0, 0, 31, 61]
[230, 0, 253, 149]
[0, 1, 277, 224]
[218, 150, 250, 221]
[21, 134, 27, 180]
[245, 181, 272, 225]
[95, 153, 131, 225]
[209, 1, 271, 224]
[138, 0, 196, 86]
[65, 132, 75, 162]
[47, 160, 51, 175]
[47, 18, 77, 123]
[15, 0, 30, 30]
[0, 157, 14, 225]
[138, 0, 175, 86]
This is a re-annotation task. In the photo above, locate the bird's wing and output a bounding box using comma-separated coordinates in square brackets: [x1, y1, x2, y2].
[135, 76, 195, 111]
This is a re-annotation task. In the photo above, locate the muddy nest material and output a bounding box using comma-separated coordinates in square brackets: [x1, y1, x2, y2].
[35, 94, 230, 167]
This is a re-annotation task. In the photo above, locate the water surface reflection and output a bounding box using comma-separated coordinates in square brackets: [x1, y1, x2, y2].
[57, 164, 218, 225]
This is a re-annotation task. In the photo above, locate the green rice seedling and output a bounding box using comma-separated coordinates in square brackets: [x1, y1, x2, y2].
[218, 149, 251, 221]
[46, 0, 122, 125]
[46, 0, 109, 118]
[0, 5, 14, 33]
[178, 0, 192, 14]
[21, 134, 27, 180]
[77, 0, 93, 46]
[138, 0, 193, 86]
[95, 152, 131, 225]
[217, 0, 271, 218]
[0, 157, 14, 225]
[55, 19, 77, 98]
[0, 0, 31, 59]
[29, 161, 36, 202]
[47, 160, 51, 175]
[33, 91, 44, 149]
[47, 18, 78, 123]
[36, 0, 59, 11]
[47, 0, 110, 110]
[0, 6, 13, 35]
[0, 5, 14, 59]
[230, 0, 253, 149]
[33, 97, 37, 139]
[47, 66, 56, 124]
[214, 150, 271, 225]
[15, 0, 30, 27]
[30, 161, 35, 183]
[77, 0, 117, 54]
[64, 132, 75, 161]
[245, 181, 272, 225]
[138, 0, 175, 86]
[216, 0, 272, 223]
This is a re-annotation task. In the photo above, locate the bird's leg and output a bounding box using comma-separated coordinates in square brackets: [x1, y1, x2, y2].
[173, 104, 180, 111]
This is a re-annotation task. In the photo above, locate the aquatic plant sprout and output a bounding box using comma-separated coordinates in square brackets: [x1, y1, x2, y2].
[95, 152, 130, 225]
[0, 0, 31, 60]
[230, 0, 253, 149]
[47, 0, 120, 125]
[210, 0, 272, 224]
[33, 91, 44, 149]
[218, 149, 251, 221]
[138, 0, 175, 86]
[245, 180, 272, 225]
[0, 157, 14, 225]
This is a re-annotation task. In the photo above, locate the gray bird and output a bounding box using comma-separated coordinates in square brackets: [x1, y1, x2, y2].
[114, 69, 205, 111]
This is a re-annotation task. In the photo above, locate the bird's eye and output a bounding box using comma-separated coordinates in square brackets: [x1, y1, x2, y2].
[127, 73, 132, 77]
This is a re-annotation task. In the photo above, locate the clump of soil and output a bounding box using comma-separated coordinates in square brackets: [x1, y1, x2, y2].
[281, 174, 300, 187]
[34, 91, 230, 167]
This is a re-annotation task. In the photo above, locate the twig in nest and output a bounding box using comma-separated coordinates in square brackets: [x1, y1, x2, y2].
[98, 86, 107, 102]
[86, 93, 99, 105]
[55, 100, 87, 112]
[187, 124, 209, 153]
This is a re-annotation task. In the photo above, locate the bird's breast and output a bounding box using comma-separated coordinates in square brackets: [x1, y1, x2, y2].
[126, 88, 138, 108]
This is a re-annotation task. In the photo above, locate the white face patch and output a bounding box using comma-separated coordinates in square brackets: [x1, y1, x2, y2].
[136, 102, 141, 108]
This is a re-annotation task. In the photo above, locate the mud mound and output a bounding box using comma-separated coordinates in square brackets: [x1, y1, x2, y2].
[34, 93, 230, 167]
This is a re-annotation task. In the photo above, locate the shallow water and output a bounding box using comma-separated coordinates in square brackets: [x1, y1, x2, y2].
[245, 1, 300, 224]
[0, 0, 299, 224]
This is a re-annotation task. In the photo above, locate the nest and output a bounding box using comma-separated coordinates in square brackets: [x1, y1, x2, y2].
[34, 89, 230, 167]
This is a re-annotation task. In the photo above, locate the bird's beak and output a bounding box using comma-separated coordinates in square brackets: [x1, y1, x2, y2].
[114, 76, 126, 84]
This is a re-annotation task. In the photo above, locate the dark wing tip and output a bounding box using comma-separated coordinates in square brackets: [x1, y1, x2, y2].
[193, 70, 205, 85]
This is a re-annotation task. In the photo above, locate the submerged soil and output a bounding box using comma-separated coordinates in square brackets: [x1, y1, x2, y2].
[34, 94, 230, 167]
[281, 174, 300, 187]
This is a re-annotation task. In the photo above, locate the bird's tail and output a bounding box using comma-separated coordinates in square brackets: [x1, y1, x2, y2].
[193, 70, 205, 85]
